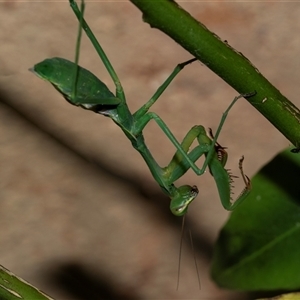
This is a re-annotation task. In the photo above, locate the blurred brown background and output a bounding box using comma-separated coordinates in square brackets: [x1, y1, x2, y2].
[0, 1, 298, 299]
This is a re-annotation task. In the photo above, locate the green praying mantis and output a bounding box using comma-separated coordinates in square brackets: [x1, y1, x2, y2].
[30, 0, 254, 216]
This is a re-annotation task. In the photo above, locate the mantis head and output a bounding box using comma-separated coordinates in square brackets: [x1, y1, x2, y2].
[170, 185, 199, 216]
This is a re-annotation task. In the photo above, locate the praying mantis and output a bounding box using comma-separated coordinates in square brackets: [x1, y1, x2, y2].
[30, 0, 254, 216]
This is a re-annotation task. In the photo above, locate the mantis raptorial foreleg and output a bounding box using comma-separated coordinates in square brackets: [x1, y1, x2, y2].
[30, 0, 255, 217]
[137, 93, 254, 215]
[165, 122, 251, 215]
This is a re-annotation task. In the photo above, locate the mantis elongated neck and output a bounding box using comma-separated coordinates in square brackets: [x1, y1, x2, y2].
[133, 135, 172, 195]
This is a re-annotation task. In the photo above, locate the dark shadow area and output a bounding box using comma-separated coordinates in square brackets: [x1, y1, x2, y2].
[46, 262, 139, 300]
[249, 289, 300, 300]
[45, 260, 291, 300]
[260, 151, 300, 205]
[0, 90, 215, 260]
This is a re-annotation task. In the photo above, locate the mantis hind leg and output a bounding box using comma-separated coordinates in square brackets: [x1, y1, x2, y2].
[199, 92, 256, 174]
[71, 0, 85, 101]
[133, 58, 197, 120]
[69, 0, 125, 100]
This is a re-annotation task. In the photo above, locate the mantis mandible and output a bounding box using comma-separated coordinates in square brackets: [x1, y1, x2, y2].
[30, 0, 254, 216]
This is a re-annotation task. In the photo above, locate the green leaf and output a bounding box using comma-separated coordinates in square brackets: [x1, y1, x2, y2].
[258, 292, 300, 300]
[211, 149, 300, 291]
[0, 265, 54, 300]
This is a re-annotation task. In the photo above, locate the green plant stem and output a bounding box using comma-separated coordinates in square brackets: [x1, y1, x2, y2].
[130, 0, 300, 148]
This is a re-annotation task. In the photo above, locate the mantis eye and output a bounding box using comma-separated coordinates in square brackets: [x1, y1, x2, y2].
[170, 185, 199, 216]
